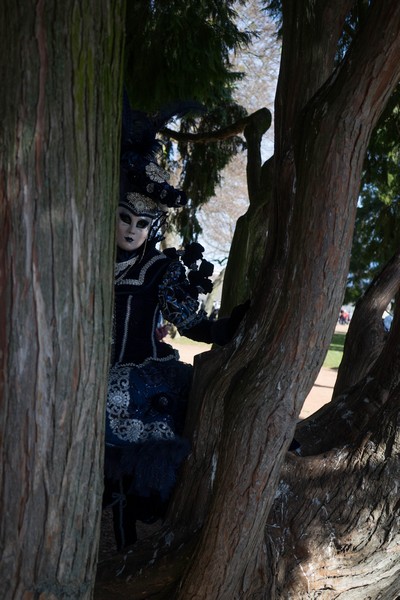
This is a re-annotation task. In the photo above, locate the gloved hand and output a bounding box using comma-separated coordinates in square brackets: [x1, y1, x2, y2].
[211, 299, 250, 346]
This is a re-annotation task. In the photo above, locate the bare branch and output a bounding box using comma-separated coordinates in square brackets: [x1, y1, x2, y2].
[160, 108, 269, 144]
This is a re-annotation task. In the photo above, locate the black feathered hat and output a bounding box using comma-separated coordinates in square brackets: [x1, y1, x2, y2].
[119, 90, 203, 240]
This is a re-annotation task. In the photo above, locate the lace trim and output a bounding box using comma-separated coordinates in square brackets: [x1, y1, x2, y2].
[115, 354, 180, 369]
[177, 309, 207, 331]
[116, 254, 167, 286]
[107, 365, 175, 443]
[115, 255, 139, 277]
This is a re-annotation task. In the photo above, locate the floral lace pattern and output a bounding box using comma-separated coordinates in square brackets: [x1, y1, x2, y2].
[107, 364, 175, 443]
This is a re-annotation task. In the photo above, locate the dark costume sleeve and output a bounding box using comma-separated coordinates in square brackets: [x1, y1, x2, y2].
[158, 261, 249, 345]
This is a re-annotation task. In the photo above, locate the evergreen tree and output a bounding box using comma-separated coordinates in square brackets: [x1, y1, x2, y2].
[124, 0, 252, 241]
[346, 84, 400, 302]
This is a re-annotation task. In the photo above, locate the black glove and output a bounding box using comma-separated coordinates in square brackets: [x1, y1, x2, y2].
[211, 300, 250, 346]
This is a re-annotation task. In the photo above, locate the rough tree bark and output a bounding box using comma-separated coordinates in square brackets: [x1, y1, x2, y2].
[0, 1, 125, 598]
[265, 384, 400, 598]
[294, 250, 400, 457]
[95, 2, 400, 599]
[333, 249, 400, 396]
[265, 300, 400, 597]
[219, 108, 272, 315]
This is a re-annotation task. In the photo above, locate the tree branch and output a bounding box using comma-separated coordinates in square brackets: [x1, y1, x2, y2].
[243, 108, 272, 204]
[334, 248, 400, 397]
[160, 108, 269, 144]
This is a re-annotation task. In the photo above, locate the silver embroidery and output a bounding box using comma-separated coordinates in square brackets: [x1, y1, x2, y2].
[115, 255, 138, 277]
[125, 192, 162, 217]
[116, 254, 167, 286]
[145, 161, 170, 183]
[118, 296, 132, 362]
[107, 364, 175, 442]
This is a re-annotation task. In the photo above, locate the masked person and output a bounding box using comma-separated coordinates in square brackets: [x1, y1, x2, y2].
[103, 95, 248, 550]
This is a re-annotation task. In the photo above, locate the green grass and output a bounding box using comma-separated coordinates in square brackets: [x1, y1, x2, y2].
[323, 332, 346, 369]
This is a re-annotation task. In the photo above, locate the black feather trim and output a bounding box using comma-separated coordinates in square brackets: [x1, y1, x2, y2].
[120, 89, 199, 210]
[199, 259, 214, 278]
[163, 247, 180, 260]
[181, 242, 205, 267]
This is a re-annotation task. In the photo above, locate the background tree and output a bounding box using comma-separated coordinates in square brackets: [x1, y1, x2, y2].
[346, 85, 400, 302]
[197, 0, 281, 266]
[96, 2, 400, 599]
[0, 1, 125, 598]
[124, 0, 253, 242]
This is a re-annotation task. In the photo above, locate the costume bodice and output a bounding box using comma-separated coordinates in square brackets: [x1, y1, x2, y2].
[112, 247, 206, 366]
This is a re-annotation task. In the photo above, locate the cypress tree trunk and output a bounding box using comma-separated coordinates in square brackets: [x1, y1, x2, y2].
[0, 2, 125, 597]
[265, 402, 400, 598]
[265, 310, 400, 597]
[175, 3, 400, 595]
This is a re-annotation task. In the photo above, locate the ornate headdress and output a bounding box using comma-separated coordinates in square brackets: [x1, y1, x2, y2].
[119, 90, 201, 242]
[119, 92, 215, 296]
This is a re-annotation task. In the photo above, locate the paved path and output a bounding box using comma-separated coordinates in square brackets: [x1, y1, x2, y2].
[300, 366, 336, 418]
[167, 326, 348, 419]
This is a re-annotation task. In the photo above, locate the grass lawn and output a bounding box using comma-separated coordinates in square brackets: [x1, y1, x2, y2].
[323, 332, 346, 369]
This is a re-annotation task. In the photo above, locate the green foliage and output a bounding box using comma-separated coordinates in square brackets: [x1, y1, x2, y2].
[175, 103, 247, 243]
[123, 0, 253, 242]
[124, 0, 251, 112]
[264, 0, 282, 35]
[346, 85, 400, 303]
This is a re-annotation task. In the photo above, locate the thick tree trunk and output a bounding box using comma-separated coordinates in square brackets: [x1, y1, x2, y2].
[173, 3, 400, 597]
[295, 251, 400, 457]
[0, 2, 125, 598]
[220, 109, 272, 315]
[265, 308, 400, 597]
[265, 390, 400, 598]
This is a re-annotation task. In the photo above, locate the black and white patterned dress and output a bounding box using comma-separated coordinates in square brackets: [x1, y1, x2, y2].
[105, 244, 213, 500]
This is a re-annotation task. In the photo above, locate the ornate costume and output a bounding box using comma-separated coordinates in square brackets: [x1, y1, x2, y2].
[104, 240, 241, 547]
[103, 92, 248, 549]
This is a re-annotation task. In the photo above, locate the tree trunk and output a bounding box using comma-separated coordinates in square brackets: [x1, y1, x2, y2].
[0, 2, 125, 598]
[265, 391, 400, 598]
[173, 3, 400, 597]
[333, 248, 400, 397]
[220, 109, 272, 315]
[265, 308, 400, 597]
[95, 2, 400, 599]
[295, 250, 400, 457]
